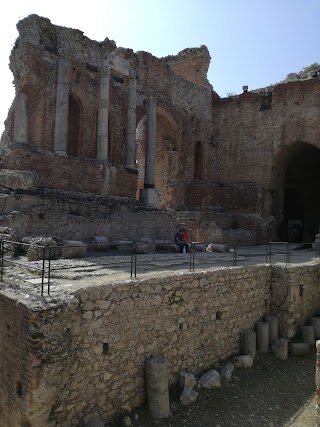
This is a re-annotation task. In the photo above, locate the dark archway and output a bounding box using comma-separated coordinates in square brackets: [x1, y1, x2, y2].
[67, 94, 81, 157]
[272, 142, 320, 242]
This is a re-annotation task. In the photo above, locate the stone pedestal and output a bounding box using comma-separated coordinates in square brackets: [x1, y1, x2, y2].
[140, 188, 158, 208]
[145, 356, 170, 419]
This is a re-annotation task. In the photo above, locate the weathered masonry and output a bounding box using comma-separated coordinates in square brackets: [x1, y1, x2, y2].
[1, 264, 319, 426]
[1, 15, 320, 244]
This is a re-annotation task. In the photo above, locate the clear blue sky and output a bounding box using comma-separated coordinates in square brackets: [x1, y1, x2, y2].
[1, 0, 319, 134]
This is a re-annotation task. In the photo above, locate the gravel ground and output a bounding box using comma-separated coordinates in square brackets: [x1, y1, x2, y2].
[110, 350, 316, 427]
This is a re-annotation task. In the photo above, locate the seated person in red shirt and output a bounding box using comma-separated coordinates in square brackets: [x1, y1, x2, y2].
[174, 229, 189, 253]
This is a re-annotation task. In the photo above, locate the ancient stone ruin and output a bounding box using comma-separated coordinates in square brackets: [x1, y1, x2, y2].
[1, 14, 320, 427]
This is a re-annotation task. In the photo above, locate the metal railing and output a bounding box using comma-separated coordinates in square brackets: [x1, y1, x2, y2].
[0, 239, 319, 292]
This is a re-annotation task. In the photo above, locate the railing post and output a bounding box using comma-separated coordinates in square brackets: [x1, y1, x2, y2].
[134, 244, 137, 279]
[41, 246, 45, 296]
[0, 239, 3, 281]
[48, 247, 51, 295]
[130, 244, 134, 279]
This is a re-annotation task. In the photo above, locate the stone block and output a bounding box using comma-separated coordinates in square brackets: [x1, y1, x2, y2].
[61, 241, 87, 258]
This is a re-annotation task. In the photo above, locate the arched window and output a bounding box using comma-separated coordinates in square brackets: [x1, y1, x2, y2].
[194, 141, 204, 180]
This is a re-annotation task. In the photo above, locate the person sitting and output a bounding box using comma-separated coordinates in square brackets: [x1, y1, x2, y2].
[175, 229, 189, 253]
[181, 228, 193, 252]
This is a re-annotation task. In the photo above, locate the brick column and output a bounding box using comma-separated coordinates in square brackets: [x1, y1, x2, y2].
[14, 93, 28, 144]
[97, 63, 111, 162]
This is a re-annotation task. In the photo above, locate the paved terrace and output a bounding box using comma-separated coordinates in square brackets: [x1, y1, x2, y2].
[1, 243, 319, 304]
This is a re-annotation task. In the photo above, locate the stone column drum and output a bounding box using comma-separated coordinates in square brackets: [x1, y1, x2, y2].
[316, 340, 320, 426]
[312, 317, 320, 340]
[145, 356, 170, 419]
[140, 95, 158, 207]
[241, 330, 256, 359]
[265, 314, 278, 346]
[302, 325, 315, 345]
[54, 57, 70, 155]
[256, 321, 269, 353]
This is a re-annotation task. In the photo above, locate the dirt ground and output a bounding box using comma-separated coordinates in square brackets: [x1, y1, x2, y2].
[111, 349, 316, 427]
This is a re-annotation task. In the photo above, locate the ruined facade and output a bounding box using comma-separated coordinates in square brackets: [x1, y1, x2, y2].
[2, 15, 320, 244]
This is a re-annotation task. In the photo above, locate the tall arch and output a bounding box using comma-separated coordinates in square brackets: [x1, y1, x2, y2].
[271, 142, 320, 242]
[67, 94, 82, 157]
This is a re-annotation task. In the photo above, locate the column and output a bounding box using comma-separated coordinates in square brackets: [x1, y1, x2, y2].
[14, 93, 28, 144]
[96, 63, 110, 162]
[140, 95, 158, 207]
[125, 76, 137, 168]
[54, 57, 70, 155]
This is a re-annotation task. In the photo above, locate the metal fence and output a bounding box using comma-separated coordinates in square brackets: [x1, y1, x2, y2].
[1, 239, 319, 295]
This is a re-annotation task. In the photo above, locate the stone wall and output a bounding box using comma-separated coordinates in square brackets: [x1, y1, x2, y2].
[271, 264, 320, 338]
[1, 266, 270, 427]
[1, 263, 320, 426]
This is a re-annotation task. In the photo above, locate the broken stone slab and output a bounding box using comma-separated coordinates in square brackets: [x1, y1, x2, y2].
[240, 330, 256, 359]
[180, 385, 198, 405]
[206, 243, 230, 253]
[265, 314, 279, 346]
[233, 355, 253, 368]
[302, 325, 315, 345]
[289, 342, 310, 356]
[220, 362, 234, 381]
[61, 241, 87, 259]
[272, 338, 288, 360]
[145, 356, 170, 419]
[198, 369, 221, 389]
[179, 371, 197, 389]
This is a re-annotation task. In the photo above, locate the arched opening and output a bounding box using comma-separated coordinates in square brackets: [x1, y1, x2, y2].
[271, 142, 320, 242]
[135, 108, 178, 208]
[194, 141, 204, 180]
[67, 94, 81, 157]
